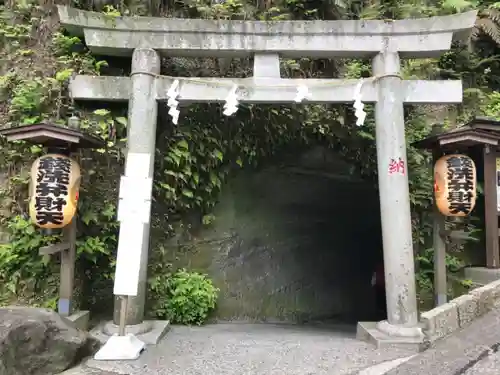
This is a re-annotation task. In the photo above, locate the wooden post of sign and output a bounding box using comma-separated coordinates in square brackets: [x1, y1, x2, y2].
[118, 296, 128, 336]
[432, 148, 447, 306]
[483, 145, 500, 269]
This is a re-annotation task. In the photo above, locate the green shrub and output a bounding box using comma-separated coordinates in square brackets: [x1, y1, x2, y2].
[149, 268, 219, 325]
[0, 215, 59, 304]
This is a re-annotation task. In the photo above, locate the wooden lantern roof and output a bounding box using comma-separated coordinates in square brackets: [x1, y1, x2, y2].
[0, 122, 105, 149]
[412, 117, 500, 152]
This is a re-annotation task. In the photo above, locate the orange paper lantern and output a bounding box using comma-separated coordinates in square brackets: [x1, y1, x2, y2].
[434, 154, 476, 217]
[29, 154, 81, 229]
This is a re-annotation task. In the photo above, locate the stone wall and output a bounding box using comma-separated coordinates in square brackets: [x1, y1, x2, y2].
[421, 279, 500, 344]
[155, 146, 383, 323]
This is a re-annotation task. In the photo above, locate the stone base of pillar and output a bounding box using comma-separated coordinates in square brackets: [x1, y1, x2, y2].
[62, 310, 90, 331]
[90, 320, 170, 346]
[356, 321, 426, 352]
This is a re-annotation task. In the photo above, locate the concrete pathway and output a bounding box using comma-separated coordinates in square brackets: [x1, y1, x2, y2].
[463, 351, 500, 375]
[79, 323, 416, 375]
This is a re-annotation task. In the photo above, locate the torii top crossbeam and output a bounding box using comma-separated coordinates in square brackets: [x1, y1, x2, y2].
[58, 6, 477, 58]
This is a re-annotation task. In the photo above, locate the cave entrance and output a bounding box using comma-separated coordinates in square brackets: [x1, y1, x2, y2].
[171, 146, 385, 326]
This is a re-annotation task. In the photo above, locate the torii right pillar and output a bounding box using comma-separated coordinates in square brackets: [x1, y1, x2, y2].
[358, 21, 478, 347]
[361, 50, 426, 345]
[373, 51, 420, 331]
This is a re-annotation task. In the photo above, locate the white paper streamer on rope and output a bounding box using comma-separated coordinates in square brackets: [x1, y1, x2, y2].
[353, 79, 366, 126]
[223, 84, 239, 116]
[167, 79, 180, 125]
[294, 84, 312, 103]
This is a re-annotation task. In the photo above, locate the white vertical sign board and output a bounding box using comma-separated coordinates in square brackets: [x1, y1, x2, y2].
[119, 176, 153, 200]
[125, 152, 152, 178]
[113, 221, 144, 296]
[117, 176, 153, 224]
[496, 158, 500, 212]
[113, 152, 154, 296]
[118, 199, 152, 224]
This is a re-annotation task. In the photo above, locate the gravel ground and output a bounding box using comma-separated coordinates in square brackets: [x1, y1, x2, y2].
[84, 323, 415, 375]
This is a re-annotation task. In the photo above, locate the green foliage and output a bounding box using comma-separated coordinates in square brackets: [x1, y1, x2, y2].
[9, 77, 53, 124]
[159, 132, 227, 214]
[0, 3, 120, 311]
[154, 104, 306, 221]
[0, 215, 59, 306]
[481, 90, 500, 116]
[149, 268, 219, 325]
[416, 237, 478, 297]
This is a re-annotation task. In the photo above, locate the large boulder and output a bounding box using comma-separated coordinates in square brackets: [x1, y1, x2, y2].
[0, 306, 99, 375]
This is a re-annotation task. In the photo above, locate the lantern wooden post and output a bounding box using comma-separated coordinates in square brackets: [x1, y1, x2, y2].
[0, 122, 104, 327]
[483, 145, 500, 268]
[432, 148, 448, 306]
[58, 217, 77, 315]
[45, 146, 79, 317]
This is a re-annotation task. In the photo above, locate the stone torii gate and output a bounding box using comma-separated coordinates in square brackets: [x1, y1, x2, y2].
[58, 6, 477, 346]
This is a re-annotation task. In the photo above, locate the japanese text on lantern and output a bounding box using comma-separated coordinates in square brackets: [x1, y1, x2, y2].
[35, 156, 71, 226]
[29, 154, 81, 229]
[446, 156, 474, 215]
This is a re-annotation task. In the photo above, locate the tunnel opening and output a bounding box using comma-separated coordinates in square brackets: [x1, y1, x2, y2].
[160, 144, 386, 327]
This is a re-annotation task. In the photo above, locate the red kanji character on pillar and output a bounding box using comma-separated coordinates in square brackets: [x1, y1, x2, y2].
[388, 157, 405, 176]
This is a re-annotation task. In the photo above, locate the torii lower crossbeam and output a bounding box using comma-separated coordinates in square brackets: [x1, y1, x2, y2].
[70, 75, 463, 105]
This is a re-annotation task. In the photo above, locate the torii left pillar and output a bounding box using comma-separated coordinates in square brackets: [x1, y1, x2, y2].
[102, 48, 169, 343]
[112, 48, 160, 326]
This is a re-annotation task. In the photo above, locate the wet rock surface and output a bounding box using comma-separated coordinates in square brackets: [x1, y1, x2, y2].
[0, 306, 99, 375]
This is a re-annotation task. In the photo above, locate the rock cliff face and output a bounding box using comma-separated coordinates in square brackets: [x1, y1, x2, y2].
[155, 146, 383, 323]
[0, 306, 99, 375]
